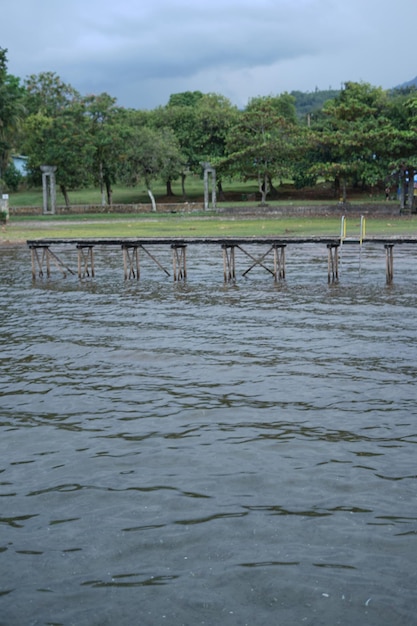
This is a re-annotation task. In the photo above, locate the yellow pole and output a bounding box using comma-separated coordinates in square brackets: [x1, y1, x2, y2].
[360, 216, 366, 245]
[339, 216, 346, 276]
[340, 215, 347, 240]
[359, 216, 366, 274]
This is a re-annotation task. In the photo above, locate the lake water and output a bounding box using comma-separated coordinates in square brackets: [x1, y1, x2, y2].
[1, 242, 416, 626]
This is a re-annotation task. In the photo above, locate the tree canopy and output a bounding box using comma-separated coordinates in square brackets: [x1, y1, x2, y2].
[0, 48, 25, 185]
[2, 46, 417, 208]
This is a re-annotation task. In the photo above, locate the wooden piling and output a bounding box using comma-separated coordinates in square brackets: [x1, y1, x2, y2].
[77, 245, 95, 278]
[384, 244, 394, 283]
[273, 244, 286, 281]
[30, 246, 48, 279]
[222, 244, 236, 282]
[31, 247, 36, 280]
[29, 244, 73, 280]
[122, 244, 140, 280]
[171, 244, 187, 281]
[327, 244, 339, 283]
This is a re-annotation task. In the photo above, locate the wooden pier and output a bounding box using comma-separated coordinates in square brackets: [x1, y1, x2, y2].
[27, 236, 417, 284]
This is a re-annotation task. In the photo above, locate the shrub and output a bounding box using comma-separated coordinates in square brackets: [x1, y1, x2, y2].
[4, 162, 23, 192]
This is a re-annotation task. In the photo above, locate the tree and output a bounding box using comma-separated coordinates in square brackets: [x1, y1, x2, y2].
[0, 48, 25, 187]
[152, 100, 199, 197]
[152, 92, 238, 198]
[23, 71, 80, 116]
[193, 94, 239, 196]
[167, 91, 204, 108]
[119, 122, 184, 211]
[83, 93, 126, 206]
[23, 102, 94, 207]
[311, 82, 394, 202]
[223, 95, 301, 203]
[22, 72, 94, 206]
[384, 89, 417, 210]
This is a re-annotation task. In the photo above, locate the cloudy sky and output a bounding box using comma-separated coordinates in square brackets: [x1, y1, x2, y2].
[1, 0, 416, 109]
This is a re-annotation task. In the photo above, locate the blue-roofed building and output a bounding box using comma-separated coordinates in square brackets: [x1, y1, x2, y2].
[11, 155, 28, 175]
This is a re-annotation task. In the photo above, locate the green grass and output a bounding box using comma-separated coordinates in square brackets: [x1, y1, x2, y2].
[8, 176, 391, 208]
[2, 213, 417, 244]
[2, 177, 414, 243]
[8, 177, 262, 207]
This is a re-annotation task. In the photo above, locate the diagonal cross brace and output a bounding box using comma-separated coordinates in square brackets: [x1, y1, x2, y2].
[238, 244, 275, 277]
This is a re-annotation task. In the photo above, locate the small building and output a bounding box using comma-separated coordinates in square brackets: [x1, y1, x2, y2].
[12, 155, 28, 175]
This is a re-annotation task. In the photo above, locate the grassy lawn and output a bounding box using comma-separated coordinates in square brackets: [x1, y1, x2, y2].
[7, 177, 390, 208]
[2, 177, 414, 243]
[7, 177, 262, 207]
[2, 213, 417, 243]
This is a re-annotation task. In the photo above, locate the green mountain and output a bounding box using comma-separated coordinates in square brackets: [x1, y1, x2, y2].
[290, 89, 340, 119]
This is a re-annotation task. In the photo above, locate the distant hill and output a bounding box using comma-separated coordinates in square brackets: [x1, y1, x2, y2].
[395, 76, 417, 90]
[290, 89, 340, 119]
[292, 80, 417, 119]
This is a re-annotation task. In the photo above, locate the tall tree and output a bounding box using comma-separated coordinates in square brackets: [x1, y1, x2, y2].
[23, 71, 80, 116]
[152, 92, 237, 197]
[0, 48, 25, 186]
[83, 93, 125, 206]
[23, 101, 94, 207]
[384, 89, 417, 210]
[151, 97, 198, 198]
[193, 94, 238, 196]
[223, 95, 300, 203]
[22, 72, 93, 206]
[167, 91, 204, 108]
[311, 82, 393, 201]
[119, 121, 184, 211]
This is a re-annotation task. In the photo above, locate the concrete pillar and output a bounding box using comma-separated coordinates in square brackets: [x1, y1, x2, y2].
[202, 162, 216, 210]
[40, 165, 57, 214]
[0, 194, 9, 222]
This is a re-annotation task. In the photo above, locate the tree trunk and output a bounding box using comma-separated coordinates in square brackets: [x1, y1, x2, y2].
[60, 184, 71, 208]
[407, 168, 414, 212]
[258, 173, 269, 204]
[341, 176, 347, 203]
[268, 175, 278, 198]
[399, 170, 406, 210]
[147, 188, 157, 212]
[166, 179, 175, 196]
[217, 179, 225, 201]
[105, 178, 112, 206]
[99, 161, 106, 206]
[333, 176, 340, 198]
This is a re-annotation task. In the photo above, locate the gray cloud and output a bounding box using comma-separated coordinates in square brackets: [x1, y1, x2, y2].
[1, 0, 416, 109]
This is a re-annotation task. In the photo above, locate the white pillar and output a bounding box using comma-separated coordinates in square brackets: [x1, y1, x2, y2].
[40, 165, 57, 214]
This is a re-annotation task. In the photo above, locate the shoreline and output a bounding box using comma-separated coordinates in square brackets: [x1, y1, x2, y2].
[1, 204, 416, 247]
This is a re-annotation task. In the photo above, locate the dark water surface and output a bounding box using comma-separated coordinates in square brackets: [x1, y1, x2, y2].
[1, 243, 416, 626]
